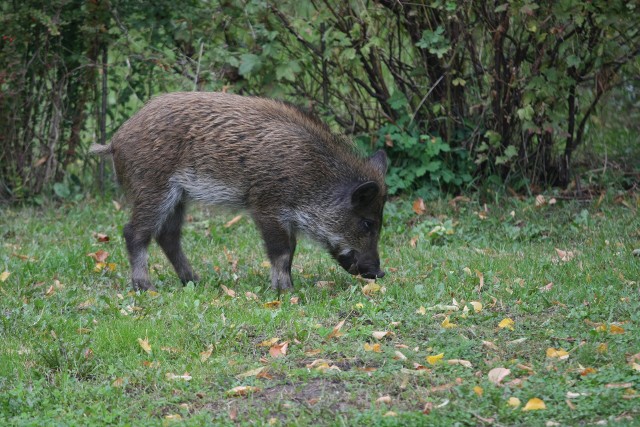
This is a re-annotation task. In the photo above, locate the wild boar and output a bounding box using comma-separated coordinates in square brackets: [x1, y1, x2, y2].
[91, 92, 387, 291]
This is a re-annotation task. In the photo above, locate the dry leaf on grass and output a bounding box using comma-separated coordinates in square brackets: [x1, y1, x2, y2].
[327, 319, 346, 339]
[137, 338, 152, 354]
[226, 386, 260, 397]
[488, 367, 511, 385]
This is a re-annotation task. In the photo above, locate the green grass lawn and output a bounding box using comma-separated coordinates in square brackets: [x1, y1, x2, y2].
[1, 193, 639, 426]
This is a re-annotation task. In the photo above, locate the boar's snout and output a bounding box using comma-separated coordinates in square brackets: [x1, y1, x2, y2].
[336, 250, 385, 279]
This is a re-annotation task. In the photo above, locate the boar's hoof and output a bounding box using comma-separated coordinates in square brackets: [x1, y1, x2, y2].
[133, 279, 157, 292]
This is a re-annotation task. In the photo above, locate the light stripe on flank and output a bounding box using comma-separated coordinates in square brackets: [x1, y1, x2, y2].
[170, 170, 245, 208]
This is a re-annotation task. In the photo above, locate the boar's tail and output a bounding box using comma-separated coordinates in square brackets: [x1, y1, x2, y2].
[89, 143, 113, 156]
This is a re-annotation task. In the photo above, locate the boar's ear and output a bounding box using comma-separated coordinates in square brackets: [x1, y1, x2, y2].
[370, 150, 387, 175]
[351, 181, 380, 207]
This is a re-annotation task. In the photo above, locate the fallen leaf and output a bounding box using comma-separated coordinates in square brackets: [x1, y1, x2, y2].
[488, 367, 511, 385]
[376, 395, 392, 404]
[164, 414, 182, 421]
[112, 377, 124, 387]
[394, 351, 407, 360]
[555, 248, 575, 262]
[608, 324, 625, 334]
[224, 215, 243, 228]
[76, 299, 94, 310]
[546, 347, 569, 360]
[473, 386, 484, 396]
[535, 195, 546, 207]
[539, 282, 553, 292]
[498, 318, 515, 330]
[137, 338, 152, 354]
[631, 363, 640, 372]
[87, 249, 109, 263]
[410, 236, 419, 248]
[482, 340, 499, 351]
[245, 292, 259, 301]
[522, 397, 546, 411]
[226, 386, 260, 397]
[447, 359, 472, 368]
[427, 353, 444, 365]
[112, 200, 122, 211]
[413, 198, 426, 215]
[605, 382, 633, 389]
[236, 366, 266, 379]
[304, 349, 322, 356]
[507, 397, 521, 408]
[220, 285, 236, 298]
[416, 306, 427, 315]
[362, 282, 381, 296]
[263, 300, 281, 309]
[364, 343, 382, 352]
[165, 372, 192, 381]
[269, 341, 289, 358]
[383, 411, 397, 417]
[200, 344, 213, 362]
[580, 367, 597, 376]
[290, 296, 299, 304]
[372, 331, 393, 340]
[327, 319, 346, 339]
[0, 271, 10, 282]
[95, 233, 110, 242]
[441, 316, 457, 329]
[315, 281, 335, 289]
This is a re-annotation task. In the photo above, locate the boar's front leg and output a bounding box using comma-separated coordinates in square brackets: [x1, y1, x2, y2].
[254, 217, 297, 291]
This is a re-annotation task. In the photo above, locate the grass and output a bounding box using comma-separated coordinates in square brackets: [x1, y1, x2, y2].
[1, 191, 639, 426]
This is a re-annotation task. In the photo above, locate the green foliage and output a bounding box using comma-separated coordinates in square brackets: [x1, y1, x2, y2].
[0, 0, 638, 202]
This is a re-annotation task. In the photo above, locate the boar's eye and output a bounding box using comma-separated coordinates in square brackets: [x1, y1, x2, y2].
[361, 219, 375, 232]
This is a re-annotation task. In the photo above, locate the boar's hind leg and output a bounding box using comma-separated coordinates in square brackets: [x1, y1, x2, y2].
[255, 219, 296, 291]
[156, 201, 199, 284]
[123, 217, 154, 291]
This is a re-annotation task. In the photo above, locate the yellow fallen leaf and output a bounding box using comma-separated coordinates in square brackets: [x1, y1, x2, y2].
[522, 397, 546, 411]
[441, 316, 457, 329]
[0, 271, 11, 282]
[263, 300, 281, 309]
[546, 347, 569, 360]
[609, 324, 625, 334]
[470, 301, 483, 312]
[473, 386, 484, 396]
[427, 353, 444, 365]
[137, 337, 152, 354]
[383, 411, 397, 417]
[416, 306, 427, 315]
[507, 397, 521, 408]
[164, 414, 182, 421]
[258, 337, 280, 347]
[226, 386, 260, 397]
[362, 282, 381, 296]
[597, 343, 608, 353]
[236, 366, 266, 379]
[200, 344, 213, 362]
[364, 343, 382, 352]
[498, 318, 515, 330]
[631, 363, 640, 372]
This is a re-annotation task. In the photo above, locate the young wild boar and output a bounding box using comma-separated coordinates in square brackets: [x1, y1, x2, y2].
[91, 92, 387, 291]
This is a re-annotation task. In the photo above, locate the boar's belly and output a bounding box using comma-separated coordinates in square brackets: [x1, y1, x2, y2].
[170, 170, 245, 208]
